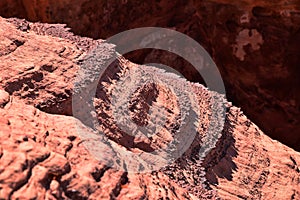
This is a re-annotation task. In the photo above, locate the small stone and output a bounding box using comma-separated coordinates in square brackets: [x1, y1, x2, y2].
[0, 90, 10, 108]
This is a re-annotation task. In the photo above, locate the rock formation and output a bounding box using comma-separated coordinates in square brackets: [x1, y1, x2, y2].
[0, 17, 299, 199]
[0, 0, 299, 151]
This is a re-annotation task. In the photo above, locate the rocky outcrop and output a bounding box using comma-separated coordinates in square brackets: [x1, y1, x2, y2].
[0, 17, 300, 199]
[0, 0, 299, 151]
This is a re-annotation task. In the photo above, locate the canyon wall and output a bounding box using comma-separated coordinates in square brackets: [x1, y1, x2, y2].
[1, 0, 299, 150]
[0, 17, 300, 200]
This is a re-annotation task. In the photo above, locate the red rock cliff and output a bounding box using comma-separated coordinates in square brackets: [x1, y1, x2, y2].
[0, 17, 299, 200]
[0, 0, 299, 151]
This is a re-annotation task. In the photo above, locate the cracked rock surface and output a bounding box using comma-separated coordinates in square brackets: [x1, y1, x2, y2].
[0, 17, 300, 200]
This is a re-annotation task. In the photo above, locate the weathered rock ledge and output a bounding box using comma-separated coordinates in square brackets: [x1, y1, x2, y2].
[0, 17, 299, 200]
[0, 0, 299, 151]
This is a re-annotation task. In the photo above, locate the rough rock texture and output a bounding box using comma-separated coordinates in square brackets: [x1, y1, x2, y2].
[0, 0, 299, 151]
[0, 98, 194, 200]
[0, 17, 300, 200]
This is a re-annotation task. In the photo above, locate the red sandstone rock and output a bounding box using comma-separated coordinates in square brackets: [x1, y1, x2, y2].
[0, 17, 299, 200]
[1, 0, 298, 151]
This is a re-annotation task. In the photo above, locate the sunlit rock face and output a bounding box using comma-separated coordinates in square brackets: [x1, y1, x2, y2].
[0, 17, 300, 199]
[0, 0, 299, 150]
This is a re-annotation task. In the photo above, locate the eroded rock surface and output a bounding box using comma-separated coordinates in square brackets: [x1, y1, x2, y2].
[0, 17, 300, 200]
[0, 0, 299, 151]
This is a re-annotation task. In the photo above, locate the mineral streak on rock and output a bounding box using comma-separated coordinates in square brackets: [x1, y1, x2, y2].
[0, 17, 300, 200]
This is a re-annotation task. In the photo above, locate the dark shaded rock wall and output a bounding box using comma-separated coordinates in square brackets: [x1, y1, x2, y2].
[0, 0, 299, 150]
